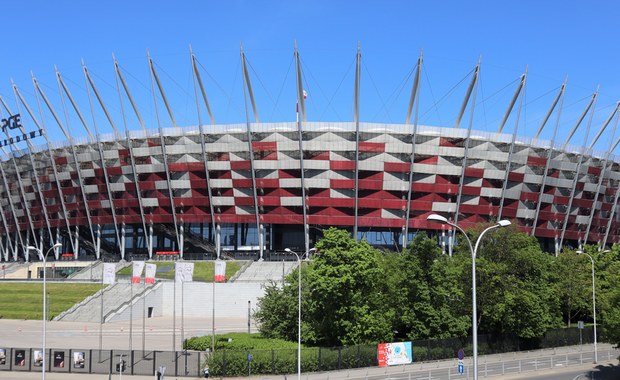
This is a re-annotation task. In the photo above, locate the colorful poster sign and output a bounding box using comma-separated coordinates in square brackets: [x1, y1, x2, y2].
[132, 261, 145, 283]
[102, 263, 116, 284]
[214, 260, 226, 282]
[377, 341, 412, 367]
[145, 263, 157, 284]
[175, 262, 194, 282]
[53, 351, 65, 368]
[73, 352, 85, 368]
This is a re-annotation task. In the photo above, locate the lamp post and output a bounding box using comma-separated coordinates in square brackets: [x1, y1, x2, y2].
[284, 247, 315, 380]
[27, 242, 62, 380]
[576, 250, 598, 364]
[426, 214, 510, 380]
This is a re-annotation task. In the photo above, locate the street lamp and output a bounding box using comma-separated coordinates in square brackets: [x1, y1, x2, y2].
[426, 214, 510, 380]
[28, 242, 62, 380]
[284, 247, 315, 380]
[576, 250, 599, 364]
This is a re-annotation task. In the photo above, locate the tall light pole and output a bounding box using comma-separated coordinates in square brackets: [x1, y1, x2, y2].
[28, 242, 62, 380]
[284, 247, 315, 380]
[426, 214, 510, 380]
[577, 250, 598, 364]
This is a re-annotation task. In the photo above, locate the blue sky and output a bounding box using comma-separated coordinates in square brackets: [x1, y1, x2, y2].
[2, 1, 620, 153]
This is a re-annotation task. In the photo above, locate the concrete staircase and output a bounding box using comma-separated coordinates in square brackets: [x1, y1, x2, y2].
[232, 260, 298, 283]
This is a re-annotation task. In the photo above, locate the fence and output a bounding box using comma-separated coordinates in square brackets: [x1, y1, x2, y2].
[0, 347, 205, 377]
[0, 326, 597, 377]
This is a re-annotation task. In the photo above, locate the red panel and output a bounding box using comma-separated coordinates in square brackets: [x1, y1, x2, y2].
[330, 179, 356, 189]
[358, 180, 383, 190]
[588, 166, 602, 176]
[507, 172, 524, 182]
[106, 167, 122, 176]
[464, 168, 484, 178]
[256, 179, 280, 188]
[258, 196, 281, 206]
[55, 156, 68, 165]
[461, 186, 481, 196]
[384, 162, 410, 172]
[359, 142, 385, 153]
[252, 141, 277, 151]
[232, 179, 253, 188]
[520, 192, 539, 202]
[330, 161, 356, 171]
[230, 161, 252, 170]
[527, 156, 547, 166]
[234, 197, 254, 206]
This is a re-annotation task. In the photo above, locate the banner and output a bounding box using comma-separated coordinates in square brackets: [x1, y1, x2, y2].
[175, 262, 194, 283]
[145, 263, 157, 284]
[214, 260, 226, 282]
[102, 263, 116, 284]
[377, 341, 412, 367]
[132, 261, 145, 284]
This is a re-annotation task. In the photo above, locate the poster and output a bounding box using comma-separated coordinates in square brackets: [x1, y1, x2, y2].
[14, 350, 25, 366]
[377, 341, 412, 367]
[53, 351, 65, 368]
[214, 260, 226, 282]
[174, 262, 194, 282]
[132, 261, 145, 283]
[145, 263, 156, 284]
[0, 348, 6, 365]
[73, 351, 85, 368]
[33, 350, 43, 367]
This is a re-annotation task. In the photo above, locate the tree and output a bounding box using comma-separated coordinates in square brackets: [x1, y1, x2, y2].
[304, 228, 396, 346]
[551, 251, 591, 327]
[464, 224, 562, 338]
[395, 233, 469, 340]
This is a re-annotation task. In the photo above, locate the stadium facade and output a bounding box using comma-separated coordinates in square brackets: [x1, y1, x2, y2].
[0, 49, 619, 262]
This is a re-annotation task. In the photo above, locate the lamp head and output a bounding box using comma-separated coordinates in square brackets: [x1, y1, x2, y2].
[497, 220, 511, 227]
[27, 246, 37, 252]
[52, 243, 62, 249]
[284, 248, 293, 253]
[426, 214, 448, 224]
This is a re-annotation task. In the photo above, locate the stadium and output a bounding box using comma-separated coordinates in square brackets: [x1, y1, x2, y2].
[0, 48, 619, 263]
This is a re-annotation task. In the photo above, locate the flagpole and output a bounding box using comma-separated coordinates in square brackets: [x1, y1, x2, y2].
[142, 280, 146, 354]
[129, 278, 133, 351]
[211, 264, 215, 353]
[173, 268, 176, 352]
[181, 280, 185, 353]
[99, 268, 104, 362]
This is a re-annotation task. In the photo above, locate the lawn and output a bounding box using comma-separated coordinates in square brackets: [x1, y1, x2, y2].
[117, 261, 241, 282]
[0, 283, 103, 320]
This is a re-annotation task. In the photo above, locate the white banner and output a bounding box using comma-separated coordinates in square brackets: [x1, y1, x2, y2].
[145, 263, 156, 284]
[175, 262, 194, 283]
[102, 263, 116, 285]
[214, 261, 226, 282]
[132, 261, 145, 284]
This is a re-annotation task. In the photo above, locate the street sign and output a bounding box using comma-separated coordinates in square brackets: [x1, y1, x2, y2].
[247, 353, 253, 362]
[458, 359, 464, 374]
[457, 348, 465, 360]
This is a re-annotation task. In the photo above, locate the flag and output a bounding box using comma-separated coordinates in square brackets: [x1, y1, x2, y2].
[132, 261, 145, 284]
[175, 262, 194, 283]
[303, 90, 307, 99]
[214, 261, 226, 282]
[145, 263, 156, 284]
[102, 263, 116, 285]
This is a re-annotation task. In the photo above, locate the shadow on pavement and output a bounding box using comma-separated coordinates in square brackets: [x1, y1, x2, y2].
[589, 362, 620, 379]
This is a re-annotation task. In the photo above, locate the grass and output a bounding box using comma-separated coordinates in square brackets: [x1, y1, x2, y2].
[0, 283, 103, 320]
[117, 261, 242, 282]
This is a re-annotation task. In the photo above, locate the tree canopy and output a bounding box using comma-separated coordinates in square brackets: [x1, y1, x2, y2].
[254, 226, 620, 347]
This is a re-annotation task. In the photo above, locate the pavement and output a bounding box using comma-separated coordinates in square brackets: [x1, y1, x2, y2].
[0, 316, 618, 379]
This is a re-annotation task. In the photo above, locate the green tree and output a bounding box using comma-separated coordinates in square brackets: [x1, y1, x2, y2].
[395, 233, 469, 340]
[551, 251, 591, 327]
[462, 224, 562, 338]
[304, 228, 396, 346]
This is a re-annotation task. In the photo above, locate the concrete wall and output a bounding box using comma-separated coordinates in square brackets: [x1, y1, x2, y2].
[109, 281, 266, 322]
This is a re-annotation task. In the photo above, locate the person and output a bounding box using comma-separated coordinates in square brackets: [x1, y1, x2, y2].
[203, 364, 209, 378]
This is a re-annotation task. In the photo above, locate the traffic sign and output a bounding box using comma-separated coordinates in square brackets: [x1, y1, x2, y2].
[457, 348, 465, 360]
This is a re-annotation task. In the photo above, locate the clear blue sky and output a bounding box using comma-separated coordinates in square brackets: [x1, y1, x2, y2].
[2, 1, 620, 153]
